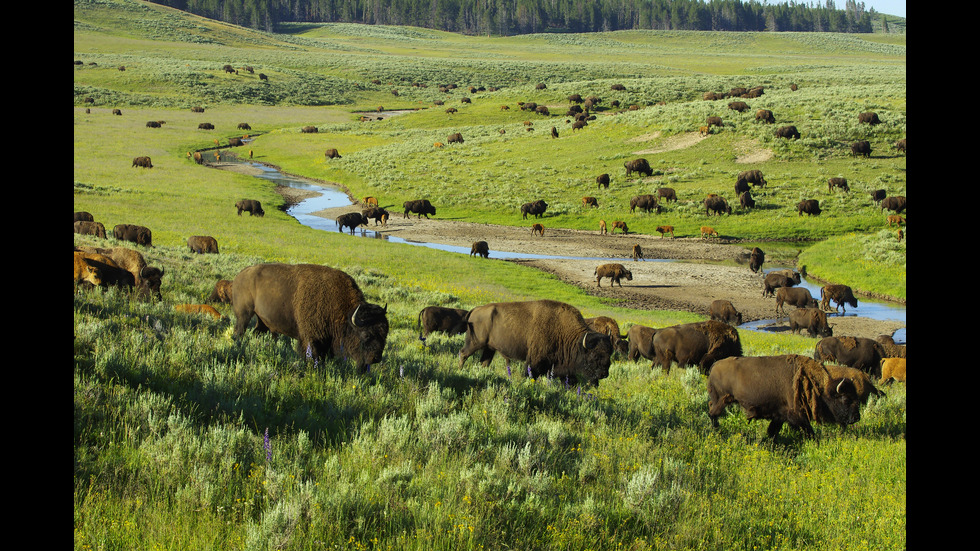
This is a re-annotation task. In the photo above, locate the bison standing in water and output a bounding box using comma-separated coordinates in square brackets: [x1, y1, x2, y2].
[458, 299, 613, 386]
[707, 354, 862, 440]
[232, 263, 389, 372]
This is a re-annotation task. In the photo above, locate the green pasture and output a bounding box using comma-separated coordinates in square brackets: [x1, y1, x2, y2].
[74, 1, 905, 549]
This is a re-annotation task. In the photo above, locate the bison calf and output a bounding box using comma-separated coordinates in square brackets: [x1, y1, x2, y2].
[595, 263, 632, 288]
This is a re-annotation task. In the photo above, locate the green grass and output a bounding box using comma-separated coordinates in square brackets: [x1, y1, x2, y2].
[74, 2, 906, 549]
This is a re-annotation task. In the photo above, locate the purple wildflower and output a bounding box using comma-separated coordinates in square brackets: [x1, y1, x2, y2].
[264, 427, 272, 463]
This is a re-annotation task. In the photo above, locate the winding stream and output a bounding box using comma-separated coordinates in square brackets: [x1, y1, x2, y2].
[223, 154, 906, 344]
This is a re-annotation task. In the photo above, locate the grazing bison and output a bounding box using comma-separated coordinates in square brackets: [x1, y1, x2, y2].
[796, 199, 821, 216]
[571, 120, 588, 131]
[762, 270, 799, 298]
[789, 308, 833, 338]
[74, 220, 107, 239]
[470, 241, 489, 258]
[132, 156, 152, 168]
[894, 138, 906, 154]
[199, 123, 215, 130]
[457, 299, 613, 386]
[324, 148, 342, 159]
[209, 279, 234, 303]
[736, 169, 767, 188]
[336, 212, 367, 234]
[755, 109, 775, 124]
[361, 206, 389, 226]
[520, 200, 548, 220]
[232, 263, 389, 372]
[828, 177, 850, 193]
[629, 194, 660, 214]
[238, 122, 252, 130]
[775, 287, 818, 318]
[447, 132, 464, 144]
[624, 158, 653, 177]
[236, 199, 265, 217]
[191, 151, 204, 164]
[775, 125, 800, 139]
[417, 306, 469, 340]
[598, 220, 607, 235]
[749, 247, 765, 274]
[585, 316, 629, 355]
[814, 336, 886, 376]
[657, 187, 677, 203]
[146, 121, 161, 128]
[595, 263, 633, 288]
[611, 221, 629, 234]
[700, 226, 719, 239]
[876, 335, 906, 359]
[879, 357, 906, 385]
[596, 173, 610, 189]
[403, 199, 436, 219]
[74, 251, 135, 292]
[74, 211, 95, 222]
[652, 320, 742, 374]
[709, 300, 743, 326]
[858, 112, 881, 125]
[627, 324, 658, 367]
[820, 284, 858, 315]
[707, 354, 862, 440]
[728, 101, 750, 112]
[704, 196, 731, 216]
[530, 223, 545, 236]
[880, 195, 906, 214]
[739, 191, 755, 210]
[870, 189, 887, 206]
[582, 196, 598, 208]
[301, 125, 318, 133]
[112, 224, 153, 247]
[851, 140, 871, 157]
[706, 116, 723, 127]
[76, 245, 164, 300]
[188, 235, 219, 254]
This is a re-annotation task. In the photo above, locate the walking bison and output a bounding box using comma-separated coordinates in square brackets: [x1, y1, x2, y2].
[652, 320, 742, 374]
[624, 158, 653, 178]
[595, 263, 633, 288]
[470, 241, 489, 258]
[788, 308, 833, 338]
[403, 199, 436, 219]
[520, 200, 548, 220]
[112, 224, 153, 247]
[709, 300, 743, 326]
[188, 235, 219, 254]
[820, 284, 858, 315]
[814, 336, 886, 376]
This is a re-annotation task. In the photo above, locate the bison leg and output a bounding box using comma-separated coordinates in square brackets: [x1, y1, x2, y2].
[765, 420, 785, 439]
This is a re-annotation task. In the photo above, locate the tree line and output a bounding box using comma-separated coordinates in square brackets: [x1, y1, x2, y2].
[149, 0, 880, 35]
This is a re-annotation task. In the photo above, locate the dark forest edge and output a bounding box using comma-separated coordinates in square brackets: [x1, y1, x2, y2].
[148, 0, 906, 35]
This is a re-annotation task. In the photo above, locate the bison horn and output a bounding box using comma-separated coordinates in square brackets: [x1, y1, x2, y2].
[351, 304, 362, 327]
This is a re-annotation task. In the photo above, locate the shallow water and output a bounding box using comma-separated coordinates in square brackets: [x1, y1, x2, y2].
[236, 155, 907, 343]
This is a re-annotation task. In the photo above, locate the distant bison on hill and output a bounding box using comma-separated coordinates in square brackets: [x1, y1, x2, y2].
[624, 158, 653, 178]
[521, 200, 548, 220]
[113, 224, 153, 247]
[132, 156, 153, 168]
[851, 140, 871, 157]
[775, 125, 800, 139]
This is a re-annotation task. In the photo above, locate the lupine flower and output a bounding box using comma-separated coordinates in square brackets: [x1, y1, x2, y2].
[507, 364, 512, 378]
[264, 428, 272, 463]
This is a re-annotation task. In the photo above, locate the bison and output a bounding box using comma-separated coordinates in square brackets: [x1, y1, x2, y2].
[828, 177, 850, 193]
[132, 156, 152, 168]
[775, 125, 800, 139]
[627, 324, 658, 367]
[232, 263, 389, 372]
[520, 200, 548, 220]
[870, 189, 887, 206]
[704, 196, 731, 216]
[74, 211, 95, 222]
[762, 271, 799, 298]
[851, 140, 871, 157]
[74, 251, 135, 292]
[823, 364, 885, 404]
[457, 299, 613, 386]
[447, 132, 464, 144]
[530, 223, 545, 236]
[175, 304, 223, 319]
[656, 225, 675, 238]
[736, 169, 767, 188]
[403, 199, 436, 219]
[820, 284, 858, 315]
[470, 241, 489, 258]
[324, 148, 342, 159]
[728, 101, 750, 112]
[582, 196, 599, 208]
[652, 320, 742, 374]
[596, 174, 610, 189]
[775, 286, 818, 318]
[209, 279, 234, 303]
[361, 206, 389, 226]
[880, 196, 906, 214]
[632, 244, 644, 261]
[611, 221, 629, 235]
[789, 308, 833, 338]
[755, 109, 775, 124]
[76, 245, 164, 300]
[814, 336, 886, 376]
[749, 247, 765, 274]
[236, 199, 265, 217]
[585, 316, 629, 355]
[336, 212, 367, 234]
[595, 263, 632, 288]
[858, 112, 881, 125]
[879, 358, 906, 385]
[629, 194, 660, 214]
[112, 224, 152, 247]
[707, 354, 862, 440]
[739, 191, 755, 210]
[187, 235, 219, 254]
[624, 158, 653, 178]
[417, 306, 469, 340]
[74, 220, 107, 239]
[709, 300, 742, 326]
[657, 187, 677, 203]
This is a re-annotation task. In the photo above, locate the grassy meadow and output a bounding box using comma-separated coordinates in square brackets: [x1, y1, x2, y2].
[74, 1, 906, 549]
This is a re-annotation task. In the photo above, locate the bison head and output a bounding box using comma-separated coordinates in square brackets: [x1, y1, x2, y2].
[347, 303, 390, 370]
[577, 332, 613, 386]
[822, 377, 862, 426]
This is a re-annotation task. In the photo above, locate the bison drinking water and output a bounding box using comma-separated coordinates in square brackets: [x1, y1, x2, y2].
[232, 263, 389, 372]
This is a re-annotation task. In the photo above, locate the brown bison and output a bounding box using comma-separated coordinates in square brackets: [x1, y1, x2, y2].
[626, 324, 658, 367]
[704, 196, 731, 216]
[585, 316, 629, 355]
[188, 235, 219, 254]
[789, 308, 833, 338]
[736, 169, 767, 188]
[76, 245, 164, 300]
[363, 196, 379, 207]
[132, 156, 152, 168]
[520, 200, 548, 220]
[894, 138, 906, 154]
[336, 212, 367, 234]
[447, 132, 464, 144]
[361, 206, 389, 226]
[582, 196, 598, 208]
[749, 247, 765, 274]
[571, 120, 588, 131]
[820, 284, 858, 315]
[858, 112, 881, 125]
[706, 116, 723, 127]
[236, 199, 265, 217]
[652, 320, 742, 374]
[112, 224, 153, 247]
[656, 225, 675, 238]
[146, 121, 161, 128]
[879, 358, 906, 385]
[209, 279, 234, 303]
[631, 244, 644, 261]
[418, 306, 469, 340]
[629, 194, 660, 214]
[709, 300, 742, 326]
[232, 263, 389, 372]
[74, 211, 95, 222]
[739, 191, 755, 210]
[324, 148, 342, 159]
[657, 187, 677, 203]
[707, 354, 862, 440]
[728, 101, 750, 112]
[530, 223, 545, 236]
[823, 364, 885, 404]
[175, 304, 223, 320]
[850, 140, 871, 157]
[762, 270, 799, 298]
[238, 122, 252, 130]
[403, 199, 436, 219]
[624, 158, 653, 178]
[828, 177, 850, 193]
[199, 123, 215, 130]
[880, 195, 906, 214]
[775, 287, 818, 318]
[74, 220, 107, 239]
[796, 199, 821, 216]
[301, 125, 318, 133]
[470, 241, 489, 258]
[457, 299, 613, 386]
[869, 189, 886, 206]
[191, 151, 204, 164]
[595, 263, 633, 288]
[611, 221, 629, 235]
[755, 109, 775, 124]
[596, 174, 610, 189]
[775, 125, 800, 139]
[74, 251, 135, 292]
[814, 336, 886, 376]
